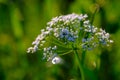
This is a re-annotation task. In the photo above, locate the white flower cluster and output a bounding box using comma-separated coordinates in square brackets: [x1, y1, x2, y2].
[96, 29, 113, 45]
[54, 27, 78, 42]
[81, 19, 113, 50]
[27, 13, 113, 64]
[47, 13, 87, 43]
[43, 46, 57, 61]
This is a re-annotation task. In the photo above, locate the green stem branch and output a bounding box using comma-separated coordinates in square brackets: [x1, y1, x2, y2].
[59, 50, 73, 56]
[74, 50, 85, 80]
[90, 5, 99, 25]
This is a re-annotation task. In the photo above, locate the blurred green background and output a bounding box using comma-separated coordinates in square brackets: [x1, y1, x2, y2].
[0, 0, 120, 80]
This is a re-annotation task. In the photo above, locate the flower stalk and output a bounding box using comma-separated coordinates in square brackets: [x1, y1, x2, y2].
[72, 43, 85, 80]
[74, 49, 85, 80]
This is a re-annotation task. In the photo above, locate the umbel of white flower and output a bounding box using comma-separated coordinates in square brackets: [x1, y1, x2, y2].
[27, 13, 113, 64]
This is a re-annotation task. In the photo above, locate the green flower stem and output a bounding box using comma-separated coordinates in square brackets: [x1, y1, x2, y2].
[47, 39, 70, 49]
[90, 5, 99, 25]
[74, 50, 85, 80]
[59, 50, 73, 56]
[51, 36, 66, 46]
[81, 50, 86, 65]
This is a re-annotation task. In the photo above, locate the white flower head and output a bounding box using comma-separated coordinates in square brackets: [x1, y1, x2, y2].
[27, 13, 113, 64]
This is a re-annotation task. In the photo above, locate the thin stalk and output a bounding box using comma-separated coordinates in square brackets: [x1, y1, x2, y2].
[47, 39, 70, 49]
[74, 50, 85, 80]
[90, 5, 99, 34]
[90, 5, 99, 25]
[59, 50, 73, 56]
[51, 36, 66, 46]
[81, 50, 86, 65]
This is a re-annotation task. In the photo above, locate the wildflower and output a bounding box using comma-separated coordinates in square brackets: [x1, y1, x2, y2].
[27, 13, 113, 64]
